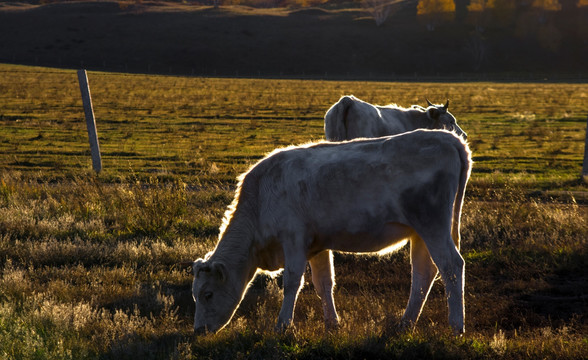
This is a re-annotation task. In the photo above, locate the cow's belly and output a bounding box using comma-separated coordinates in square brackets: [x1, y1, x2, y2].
[311, 222, 415, 256]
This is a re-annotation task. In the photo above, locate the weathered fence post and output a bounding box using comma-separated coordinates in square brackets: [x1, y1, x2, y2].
[583, 114, 588, 184]
[77, 69, 102, 173]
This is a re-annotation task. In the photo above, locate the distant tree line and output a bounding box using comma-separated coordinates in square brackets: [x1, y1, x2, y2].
[28, 0, 588, 18]
[11, 0, 587, 74]
[362, 0, 587, 30]
[357, 0, 587, 71]
[108, 0, 588, 41]
[26, 0, 588, 63]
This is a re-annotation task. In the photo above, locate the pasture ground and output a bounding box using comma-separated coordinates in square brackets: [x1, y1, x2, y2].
[0, 63, 587, 359]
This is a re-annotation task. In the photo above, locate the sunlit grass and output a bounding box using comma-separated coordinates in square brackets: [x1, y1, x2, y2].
[0, 63, 587, 358]
[0, 178, 586, 358]
[1, 63, 587, 189]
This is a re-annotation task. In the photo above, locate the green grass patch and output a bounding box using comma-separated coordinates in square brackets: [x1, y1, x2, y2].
[1, 63, 587, 191]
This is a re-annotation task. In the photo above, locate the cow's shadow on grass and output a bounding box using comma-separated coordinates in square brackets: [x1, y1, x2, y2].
[105, 332, 188, 360]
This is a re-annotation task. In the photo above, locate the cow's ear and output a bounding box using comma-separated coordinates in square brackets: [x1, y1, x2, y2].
[211, 261, 227, 283]
[427, 107, 441, 120]
[193, 259, 206, 276]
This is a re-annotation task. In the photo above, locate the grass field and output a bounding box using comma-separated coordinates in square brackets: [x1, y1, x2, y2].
[0, 63, 587, 359]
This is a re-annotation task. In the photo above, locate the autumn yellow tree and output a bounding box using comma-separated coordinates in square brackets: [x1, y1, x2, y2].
[532, 0, 562, 10]
[466, 0, 490, 13]
[417, 0, 456, 15]
[417, 0, 456, 30]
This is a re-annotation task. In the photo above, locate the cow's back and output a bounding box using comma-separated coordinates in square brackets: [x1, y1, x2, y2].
[376, 105, 416, 135]
[251, 130, 468, 246]
[325, 96, 431, 141]
[345, 101, 414, 139]
[343, 99, 385, 139]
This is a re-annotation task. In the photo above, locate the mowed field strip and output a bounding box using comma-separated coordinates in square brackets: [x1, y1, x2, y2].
[1, 64, 587, 190]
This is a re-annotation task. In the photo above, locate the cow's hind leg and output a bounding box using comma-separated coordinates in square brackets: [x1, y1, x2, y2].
[423, 233, 465, 334]
[309, 250, 339, 330]
[276, 238, 307, 331]
[401, 235, 438, 330]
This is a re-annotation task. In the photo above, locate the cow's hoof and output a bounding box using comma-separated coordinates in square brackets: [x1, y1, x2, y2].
[194, 326, 208, 336]
[325, 320, 340, 334]
[452, 327, 465, 337]
[274, 320, 294, 334]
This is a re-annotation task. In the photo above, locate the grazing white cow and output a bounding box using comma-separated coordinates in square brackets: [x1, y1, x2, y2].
[324, 95, 467, 141]
[190, 129, 472, 335]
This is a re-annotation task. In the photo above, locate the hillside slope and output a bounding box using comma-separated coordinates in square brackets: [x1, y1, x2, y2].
[0, 1, 586, 78]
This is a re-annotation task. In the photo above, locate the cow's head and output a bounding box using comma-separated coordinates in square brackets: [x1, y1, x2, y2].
[425, 99, 467, 140]
[191, 258, 239, 335]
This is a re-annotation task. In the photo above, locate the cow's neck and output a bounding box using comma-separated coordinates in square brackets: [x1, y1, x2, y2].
[408, 109, 435, 129]
[211, 215, 258, 295]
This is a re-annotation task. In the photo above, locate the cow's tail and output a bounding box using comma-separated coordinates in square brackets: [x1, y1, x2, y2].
[451, 137, 472, 251]
[324, 96, 354, 141]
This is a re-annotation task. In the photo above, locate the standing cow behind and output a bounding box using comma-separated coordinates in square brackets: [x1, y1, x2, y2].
[324, 95, 467, 141]
[189, 129, 472, 335]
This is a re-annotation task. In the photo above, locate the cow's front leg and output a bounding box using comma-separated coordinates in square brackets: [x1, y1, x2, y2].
[276, 243, 307, 331]
[309, 250, 339, 330]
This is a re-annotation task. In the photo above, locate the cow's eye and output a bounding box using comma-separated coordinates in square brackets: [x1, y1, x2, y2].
[203, 291, 213, 301]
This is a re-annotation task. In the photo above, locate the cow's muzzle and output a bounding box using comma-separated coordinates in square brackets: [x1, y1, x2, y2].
[194, 325, 208, 336]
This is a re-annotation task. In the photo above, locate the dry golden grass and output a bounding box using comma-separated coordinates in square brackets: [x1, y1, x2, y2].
[0, 63, 587, 359]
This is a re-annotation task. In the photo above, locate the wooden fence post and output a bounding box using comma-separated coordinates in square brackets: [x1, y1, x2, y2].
[583, 114, 588, 184]
[77, 69, 102, 173]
